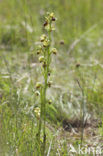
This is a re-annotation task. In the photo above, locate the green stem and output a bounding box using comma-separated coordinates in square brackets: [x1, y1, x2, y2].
[42, 28, 51, 155]
[37, 87, 43, 151]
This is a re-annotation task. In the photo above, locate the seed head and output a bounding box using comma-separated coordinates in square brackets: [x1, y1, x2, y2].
[39, 56, 44, 63]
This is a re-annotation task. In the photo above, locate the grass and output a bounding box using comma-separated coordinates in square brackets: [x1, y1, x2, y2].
[0, 0, 103, 155]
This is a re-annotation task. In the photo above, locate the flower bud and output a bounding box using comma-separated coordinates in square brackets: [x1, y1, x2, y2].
[36, 82, 42, 89]
[51, 48, 57, 55]
[39, 56, 44, 63]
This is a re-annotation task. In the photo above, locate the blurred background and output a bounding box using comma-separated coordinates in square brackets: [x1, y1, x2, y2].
[0, 0, 103, 155]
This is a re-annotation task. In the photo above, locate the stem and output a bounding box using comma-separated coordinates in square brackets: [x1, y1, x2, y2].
[38, 88, 43, 142]
[42, 28, 51, 155]
[36, 13, 56, 155]
[76, 78, 85, 145]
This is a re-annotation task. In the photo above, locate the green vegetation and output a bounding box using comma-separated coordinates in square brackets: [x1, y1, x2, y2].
[0, 0, 103, 155]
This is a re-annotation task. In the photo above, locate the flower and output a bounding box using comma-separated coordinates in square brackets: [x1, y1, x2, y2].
[43, 21, 48, 27]
[37, 45, 42, 55]
[37, 50, 41, 55]
[42, 61, 47, 68]
[76, 63, 80, 68]
[38, 45, 42, 49]
[51, 25, 55, 31]
[40, 34, 46, 42]
[39, 56, 44, 63]
[34, 107, 40, 113]
[60, 40, 64, 45]
[35, 91, 40, 96]
[34, 107, 40, 119]
[48, 72, 51, 76]
[51, 48, 57, 55]
[36, 82, 42, 89]
[51, 17, 56, 21]
[43, 39, 50, 47]
[49, 12, 56, 22]
[48, 81, 52, 87]
[50, 12, 54, 18]
[48, 99, 52, 104]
